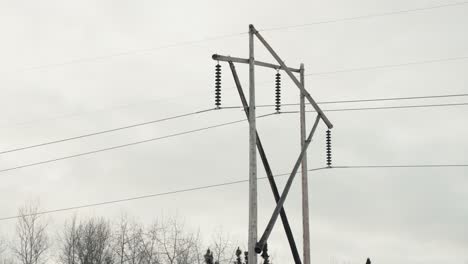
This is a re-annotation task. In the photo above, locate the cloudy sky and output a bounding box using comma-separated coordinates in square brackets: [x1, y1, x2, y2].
[0, 0, 467, 263]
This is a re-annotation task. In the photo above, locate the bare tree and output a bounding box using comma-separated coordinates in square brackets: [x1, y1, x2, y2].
[139, 222, 162, 264]
[12, 201, 49, 264]
[59, 217, 113, 264]
[156, 218, 199, 264]
[113, 216, 129, 264]
[209, 230, 234, 264]
[0, 237, 6, 258]
[58, 215, 79, 264]
[112, 215, 146, 264]
[0, 237, 7, 264]
[77, 218, 113, 264]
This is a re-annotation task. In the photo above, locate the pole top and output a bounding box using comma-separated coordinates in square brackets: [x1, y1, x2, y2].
[249, 24, 257, 33]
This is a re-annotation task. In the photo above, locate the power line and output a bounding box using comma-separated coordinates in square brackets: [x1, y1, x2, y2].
[1, 164, 467, 221]
[306, 56, 468, 76]
[221, 93, 468, 109]
[332, 165, 468, 169]
[3, 1, 467, 74]
[0, 113, 275, 174]
[260, 1, 468, 32]
[0, 108, 215, 155]
[321, 102, 468, 112]
[277, 102, 468, 114]
[0, 91, 215, 129]
[6, 53, 467, 130]
[3, 32, 246, 74]
[3, 94, 468, 156]
[1, 101, 467, 173]
[0, 167, 328, 221]
[313, 93, 468, 105]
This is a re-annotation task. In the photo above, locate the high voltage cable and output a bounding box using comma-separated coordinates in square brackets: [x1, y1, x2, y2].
[227, 102, 468, 112]
[311, 93, 468, 105]
[1, 164, 467, 221]
[221, 93, 468, 109]
[1, 102, 467, 173]
[0, 91, 215, 129]
[309, 102, 468, 113]
[3, 93, 468, 155]
[3, 1, 467, 74]
[305, 56, 468, 76]
[0, 168, 328, 221]
[5, 55, 467, 130]
[260, 1, 468, 32]
[0, 108, 215, 155]
[4, 33, 246, 74]
[0, 113, 275, 174]
[332, 165, 468, 169]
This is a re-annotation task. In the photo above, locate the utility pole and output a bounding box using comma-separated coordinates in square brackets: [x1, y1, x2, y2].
[248, 24, 258, 264]
[211, 24, 333, 264]
[300, 63, 311, 264]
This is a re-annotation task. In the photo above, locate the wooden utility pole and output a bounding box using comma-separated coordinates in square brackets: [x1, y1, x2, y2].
[300, 63, 311, 264]
[248, 24, 258, 264]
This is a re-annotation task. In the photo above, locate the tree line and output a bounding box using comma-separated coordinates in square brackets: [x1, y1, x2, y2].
[0, 202, 271, 264]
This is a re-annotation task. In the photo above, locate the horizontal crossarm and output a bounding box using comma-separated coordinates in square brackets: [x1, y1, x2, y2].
[213, 54, 301, 73]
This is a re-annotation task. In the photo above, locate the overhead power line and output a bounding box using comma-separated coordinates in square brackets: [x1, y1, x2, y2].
[0, 167, 327, 221]
[3, 1, 467, 74]
[316, 102, 468, 113]
[5, 55, 467, 131]
[306, 56, 468, 76]
[0, 108, 215, 155]
[0, 113, 276, 174]
[229, 102, 468, 112]
[221, 93, 468, 109]
[276, 102, 468, 114]
[260, 1, 468, 32]
[4, 32, 246, 74]
[1, 164, 467, 221]
[332, 165, 468, 169]
[1, 101, 467, 173]
[313, 93, 468, 105]
[4, 93, 467, 156]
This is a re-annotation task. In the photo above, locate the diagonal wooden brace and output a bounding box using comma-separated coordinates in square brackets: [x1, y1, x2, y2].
[228, 61, 302, 264]
[256, 114, 321, 253]
[250, 24, 333, 129]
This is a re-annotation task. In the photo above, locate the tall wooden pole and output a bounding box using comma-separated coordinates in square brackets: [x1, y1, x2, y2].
[248, 24, 258, 264]
[300, 63, 311, 264]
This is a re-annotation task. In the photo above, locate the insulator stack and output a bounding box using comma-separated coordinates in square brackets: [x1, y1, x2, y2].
[275, 72, 281, 113]
[326, 129, 332, 167]
[215, 63, 221, 108]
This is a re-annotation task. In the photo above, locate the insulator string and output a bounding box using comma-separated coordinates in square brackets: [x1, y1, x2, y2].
[215, 63, 222, 108]
[275, 71, 281, 113]
[326, 129, 332, 167]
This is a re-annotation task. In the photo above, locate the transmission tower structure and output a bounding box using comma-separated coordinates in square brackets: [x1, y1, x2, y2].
[211, 24, 334, 264]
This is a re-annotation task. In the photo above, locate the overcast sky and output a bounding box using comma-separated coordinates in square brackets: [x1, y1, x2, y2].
[0, 0, 467, 263]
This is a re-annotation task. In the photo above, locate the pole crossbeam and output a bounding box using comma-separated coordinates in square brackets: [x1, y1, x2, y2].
[212, 54, 301, 73]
